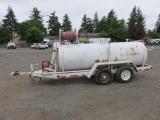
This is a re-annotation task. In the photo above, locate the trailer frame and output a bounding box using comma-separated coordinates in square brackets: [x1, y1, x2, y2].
[27, 60, 152, 85]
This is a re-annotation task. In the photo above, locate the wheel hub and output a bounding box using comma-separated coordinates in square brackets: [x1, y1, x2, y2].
[121, 70, 131, 81]
[100, 73, 110, 82]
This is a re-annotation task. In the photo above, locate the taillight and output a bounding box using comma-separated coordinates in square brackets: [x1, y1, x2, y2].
[42, 61, 50, 71]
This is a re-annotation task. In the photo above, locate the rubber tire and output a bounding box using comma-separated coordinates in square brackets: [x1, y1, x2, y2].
[95, 68, 113, 85]
[116, 66, 133, 83]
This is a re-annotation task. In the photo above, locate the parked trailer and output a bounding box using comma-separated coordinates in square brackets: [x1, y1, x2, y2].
[11, 40, 153, 85]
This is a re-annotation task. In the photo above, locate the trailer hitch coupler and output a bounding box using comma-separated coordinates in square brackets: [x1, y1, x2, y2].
[10, 71, 20, 76]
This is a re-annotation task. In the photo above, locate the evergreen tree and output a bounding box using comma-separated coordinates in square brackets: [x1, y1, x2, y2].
[95, 9, 117, 33]
[155, 14, 160, 33]
[62, 14, 72, 31]
[0, 22, 11, 43]
[79, 14, 94, 33]
[47, 11, 61, 36]
[93, 12, 99, 31]
[106, 9, 117, 32]
[97, 30, 108, 38]
[108, 18, 129, 42]
[2, 6, 18, 42]
[29, 7, 43, 22]
[95, 16, 107, 32]
[128, 6, 146, 40]
[87, 17, 94, 33]
[79, 14, 88, 33]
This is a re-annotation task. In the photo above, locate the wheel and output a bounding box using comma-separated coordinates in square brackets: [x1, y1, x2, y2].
[95, 68, 113, 85]
[116, 66, 133, 83]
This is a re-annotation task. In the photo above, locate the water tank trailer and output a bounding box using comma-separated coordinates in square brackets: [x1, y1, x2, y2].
[11, 31, 153, 85]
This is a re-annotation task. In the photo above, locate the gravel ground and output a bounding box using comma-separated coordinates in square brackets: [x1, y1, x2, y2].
[0, 46, 160, 120]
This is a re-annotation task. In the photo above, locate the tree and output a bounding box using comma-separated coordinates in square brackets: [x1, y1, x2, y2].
[108, 18, 129, 42]
[95, 9, 117, 33]
[25, 27, 43, 43]
[155, 14, 160, 33]
[97, 30, 108, 38]
[19, 19, 46, 43]
[2, 6, 18, 42]
[62, 14, 72, 31]
[47, 11, 61, 36]
[29, 7, 43, 22]
[79, 14, 94, 33]
[95, 16, 107, 32]
[86, 17, 94, 32]
[147, 29, 160, 38]
[106, 9, 117, 32]
[0, 23, 11, 43]
[128, 6, 146, 40]
[93, 12, 99, 31]
[79, 14, 88, 33]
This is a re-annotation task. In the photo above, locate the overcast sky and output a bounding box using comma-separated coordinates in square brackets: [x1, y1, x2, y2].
[0, 0, 160, 30]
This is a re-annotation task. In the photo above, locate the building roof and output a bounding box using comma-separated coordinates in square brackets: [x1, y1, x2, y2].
[44, 36, 56, 40]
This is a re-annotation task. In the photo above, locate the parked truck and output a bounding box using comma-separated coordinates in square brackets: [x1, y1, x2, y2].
[11, 30, 153, 85]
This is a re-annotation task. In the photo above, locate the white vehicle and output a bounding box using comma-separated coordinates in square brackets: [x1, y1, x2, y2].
[31, 43, 37, 49]
[147, 39, 158, 45]
[155, 39, 160, 45]
[42, 41, 53, 47]
[31, 43, 39, 49]
[11, 30, 153, 85]
[37, 43, 47, 49]
[44, 43, 48, 49]
[7, 42, 16, 49]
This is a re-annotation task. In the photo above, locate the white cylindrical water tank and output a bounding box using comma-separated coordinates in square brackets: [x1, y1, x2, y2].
[55, 42, 147, 71]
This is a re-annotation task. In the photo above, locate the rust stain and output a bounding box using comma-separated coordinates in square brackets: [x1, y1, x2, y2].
[105, 59, 108, 62]
[102, 59, 108, 62]
[121, 47, 140, 56]
[129, 47, 139, 55]
[130, 47, 136, 55]
[95, 59, 108, 63]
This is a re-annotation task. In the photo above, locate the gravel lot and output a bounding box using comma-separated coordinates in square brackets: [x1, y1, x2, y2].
[0, 46, 160, 120]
